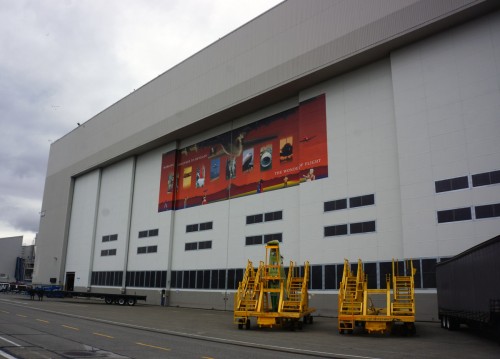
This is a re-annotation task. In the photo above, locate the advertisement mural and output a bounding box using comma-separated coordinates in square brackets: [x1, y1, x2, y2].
[158, 94, 327, 211]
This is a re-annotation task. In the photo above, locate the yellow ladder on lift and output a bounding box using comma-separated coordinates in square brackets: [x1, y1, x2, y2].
[338, 259, 365, 332]
[391, 260, 416, 316]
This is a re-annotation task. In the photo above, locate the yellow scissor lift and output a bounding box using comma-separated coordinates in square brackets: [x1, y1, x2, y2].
[338, 259, 417, 335]
[234, 241, 315, 330]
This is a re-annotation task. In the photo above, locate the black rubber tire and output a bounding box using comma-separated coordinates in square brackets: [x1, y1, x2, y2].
[245, 319, 251, 330]
[127, 298, 136, 306]
[449, 318, 460, 331]
[118, 297, 126, 305]
[104, 297, 113, 305]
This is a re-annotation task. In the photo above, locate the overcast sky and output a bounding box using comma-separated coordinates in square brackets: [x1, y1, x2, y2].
[0, 0, 282, 245]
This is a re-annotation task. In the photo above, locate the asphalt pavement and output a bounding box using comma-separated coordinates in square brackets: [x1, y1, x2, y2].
[1, 293, 499, 358]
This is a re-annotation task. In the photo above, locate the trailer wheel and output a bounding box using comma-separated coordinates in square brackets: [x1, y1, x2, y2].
[440, 316, 446, 328]
[406, 323, 416, 336]
[127, 298, 137, 306]
[245, 318, 251, 330]
[449, 318, 460, 330]
[117, 297, 126, 305]
[237, 319, 245, 330]
[104, 297, 113, 305]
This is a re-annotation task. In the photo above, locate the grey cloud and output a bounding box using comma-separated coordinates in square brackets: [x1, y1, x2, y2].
[0, 0, 282, 239]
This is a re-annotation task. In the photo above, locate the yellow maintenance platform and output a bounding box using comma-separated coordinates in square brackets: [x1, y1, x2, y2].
[234, 241, 315, 330]
[338, 259, 417, 335]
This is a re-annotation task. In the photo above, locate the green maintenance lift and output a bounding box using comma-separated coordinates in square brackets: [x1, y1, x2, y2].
[234, 240, 315, 330]
[338, 259, 417, 335]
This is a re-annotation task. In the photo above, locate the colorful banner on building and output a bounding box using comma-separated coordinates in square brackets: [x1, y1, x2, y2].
[158, 94, 328, 211]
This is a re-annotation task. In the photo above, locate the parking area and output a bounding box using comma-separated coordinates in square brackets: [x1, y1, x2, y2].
[1, 293, 499, 358]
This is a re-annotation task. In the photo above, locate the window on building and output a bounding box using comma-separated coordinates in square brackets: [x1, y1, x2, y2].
[421, 259, 437, 288]
[101, 249, 116, 256]
[324, 265, 336, 289]
[324, 224, 348, 237]
[379, 262, 392, 289]
[148, 229, 159, 237]
[263, 233, 282, 243]
[364, 262, 377, 289]
[185, 242, 198, 251]
[218, 270, 226, 289]
[196, 271, 204, 289]
[264, 211, 283, 222]
[246, 214, 263, 224]
[210, 270, 218, 289]
[413, 260, 422, 289]
[137, 246, 147, 254]
[437, 207, 472, 223]
[187, 222, 212, 232]
[349, 194, 375, 208]
[198, 241, 212, 250]
[102, 234, 118, 242]
[203, 270, 210, 289]
[435, 176, 469, 193]
[472, 170, 500, 187]
[311, 265, 323, 290]
[227, 269, 236, 290]
[90, 271, 123, 287]
[475, 203, 500, 219]
[147, 245, 157, 253]
[245, 235, 263, 245]
[138, 231, 148, 238]
[199, 222, 213, 231]
[349, 221, 376, 234]
[324, 198, 347, 212]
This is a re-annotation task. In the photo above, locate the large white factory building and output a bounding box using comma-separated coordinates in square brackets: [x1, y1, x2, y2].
[34, 0, 500, 320]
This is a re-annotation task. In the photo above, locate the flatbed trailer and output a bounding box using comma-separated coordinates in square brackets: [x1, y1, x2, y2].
[436, 235, 500, 337]
[45, 290, 147, 306]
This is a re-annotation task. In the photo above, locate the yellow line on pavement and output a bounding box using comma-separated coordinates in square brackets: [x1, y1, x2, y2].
[202, 356, 215, 359]
[93, 332, 114, 339]
[62, 325, 79, 331]
[36, 319, 49, 323]
[16, 314, 27, 318]
[136, 342, 171, 351]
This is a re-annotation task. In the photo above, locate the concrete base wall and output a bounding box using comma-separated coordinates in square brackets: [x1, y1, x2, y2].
[167, 290, 439, 321]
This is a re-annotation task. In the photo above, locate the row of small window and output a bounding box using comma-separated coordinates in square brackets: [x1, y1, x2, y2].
[435, 169, 500, 193]
[102, 234, 118, 242]
[245, 233, 283, 245]
[437, 203, 500, 223]
[170, 258, 440, 290]
[101, 249, 117, 256]
[185, 241, 212, 251]
[324, 194, 374, 212]
[324, 220, 376, 237]
[138, 229, 159, 238]
[137, 245, 158, 254]
[90, 270, 167, 288]
[101, 246, 158, 256]
[246, 210, 283, 224]
[186, 221, 213, 233]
